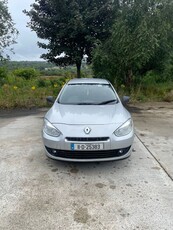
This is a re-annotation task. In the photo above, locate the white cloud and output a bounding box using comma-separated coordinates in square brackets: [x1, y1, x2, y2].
[7, 0, 45, 61]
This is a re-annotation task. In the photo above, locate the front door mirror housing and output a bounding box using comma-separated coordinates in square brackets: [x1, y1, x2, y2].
[122, 96, 130, 105]
[46, 96, 55, 104]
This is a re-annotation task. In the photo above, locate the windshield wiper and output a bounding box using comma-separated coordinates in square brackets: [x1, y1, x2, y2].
[76, 102, 97, 105]
[98, 99, 117, 105]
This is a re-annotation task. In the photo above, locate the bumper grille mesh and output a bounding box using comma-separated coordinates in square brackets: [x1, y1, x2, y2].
[45, 146, 131, 159]
[66, 137, 109, 142]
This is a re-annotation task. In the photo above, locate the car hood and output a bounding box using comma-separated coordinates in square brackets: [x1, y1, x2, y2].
[45, 103, 130, 125]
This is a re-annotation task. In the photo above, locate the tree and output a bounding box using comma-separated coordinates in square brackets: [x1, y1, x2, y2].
[0, 0, 18, 61]
[24, 0, 117, 77]
[93, 0, 173, 86]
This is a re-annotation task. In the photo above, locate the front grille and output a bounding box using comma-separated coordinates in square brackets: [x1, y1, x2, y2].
[66, 137, 109, 142]
[45, 146, 131, 159]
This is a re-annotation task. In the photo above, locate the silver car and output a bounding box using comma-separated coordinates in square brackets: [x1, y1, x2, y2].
[42, 78, 134, 162]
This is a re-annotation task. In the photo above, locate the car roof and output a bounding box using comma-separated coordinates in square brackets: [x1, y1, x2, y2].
[67, 78, 109, 85]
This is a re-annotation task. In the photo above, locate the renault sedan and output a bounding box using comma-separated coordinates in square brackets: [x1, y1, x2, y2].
[42, 78, 134, 162]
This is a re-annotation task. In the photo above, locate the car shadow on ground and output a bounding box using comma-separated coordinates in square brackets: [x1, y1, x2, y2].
[44, 155, 132, 175]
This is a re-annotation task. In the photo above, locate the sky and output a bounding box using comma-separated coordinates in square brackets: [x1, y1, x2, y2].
[7, 0, 45, 61]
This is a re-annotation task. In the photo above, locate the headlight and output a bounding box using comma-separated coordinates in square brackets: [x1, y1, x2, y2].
[114, 119, 133, 137]
[43, 119, 61, 137]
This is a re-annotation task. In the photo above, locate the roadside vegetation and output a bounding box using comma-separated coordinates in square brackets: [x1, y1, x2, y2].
[0, 63, 173, 109]
[0, 65, 93, 109]
[0, 66, 66, 108]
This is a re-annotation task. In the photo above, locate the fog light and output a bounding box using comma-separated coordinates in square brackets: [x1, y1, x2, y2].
[52, 149, 57, 154]
[118, 149, 124, 154]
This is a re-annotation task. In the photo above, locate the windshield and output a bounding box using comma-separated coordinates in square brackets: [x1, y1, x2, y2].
[58, 83, 118, 105]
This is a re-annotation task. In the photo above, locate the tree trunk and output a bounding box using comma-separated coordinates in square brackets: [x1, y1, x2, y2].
[126, 69, 133, 87]
[76, 60, 81, 78]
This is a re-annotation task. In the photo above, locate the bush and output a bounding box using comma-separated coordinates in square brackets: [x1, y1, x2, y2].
[37, 78, 51, 88]
[164, 90, 173, 102]
[13, 68, 39, 80]
[0, 67, 8, 86]
[140, 71, 159, 85]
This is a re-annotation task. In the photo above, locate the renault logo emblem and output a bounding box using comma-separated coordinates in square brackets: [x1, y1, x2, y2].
[84, 127, 91, 134]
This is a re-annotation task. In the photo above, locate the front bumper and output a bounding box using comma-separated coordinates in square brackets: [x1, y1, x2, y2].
[44, 145, 132, 162]
[42, 125, 134, 162]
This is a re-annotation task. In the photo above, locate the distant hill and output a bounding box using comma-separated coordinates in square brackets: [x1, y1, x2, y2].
[0, 60, 92, 77]
[0, 61, 57, 71]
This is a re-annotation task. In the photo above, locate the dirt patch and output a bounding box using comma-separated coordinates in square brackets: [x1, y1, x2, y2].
[70, 168, 79, 174]
[74, 207, 91, 224]
[95, 183, 106, 188]
[0, 108, 48, 118]
[129, 102, 173, 138]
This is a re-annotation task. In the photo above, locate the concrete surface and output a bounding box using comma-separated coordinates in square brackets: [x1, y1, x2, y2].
[0, 105, 173, 230]
[130, 102, 173, 180]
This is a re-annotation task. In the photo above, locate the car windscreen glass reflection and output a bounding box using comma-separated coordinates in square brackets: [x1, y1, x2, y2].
[58, 84, 118, 105]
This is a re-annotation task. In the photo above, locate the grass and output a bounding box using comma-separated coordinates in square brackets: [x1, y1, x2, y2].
[0, 74, 70, 109]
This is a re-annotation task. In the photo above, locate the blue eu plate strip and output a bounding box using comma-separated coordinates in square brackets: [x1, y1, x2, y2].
[71, 143, 75, 151]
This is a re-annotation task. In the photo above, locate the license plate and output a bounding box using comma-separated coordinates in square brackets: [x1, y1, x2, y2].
[71, 143, 104, 151]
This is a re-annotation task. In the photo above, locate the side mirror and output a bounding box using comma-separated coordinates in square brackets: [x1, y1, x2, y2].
[46, 96, 55, 104]
[122, 96, 130, 105]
